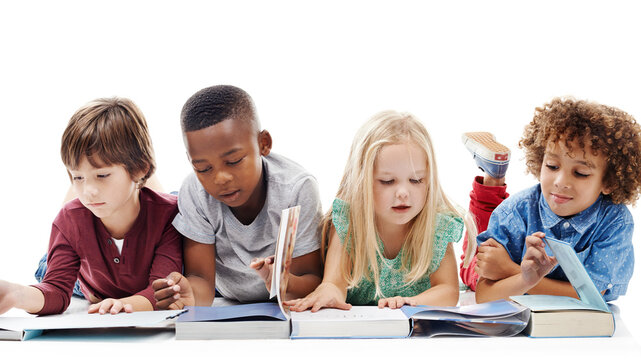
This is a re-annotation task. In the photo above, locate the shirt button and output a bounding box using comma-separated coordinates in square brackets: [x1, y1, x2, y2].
[563, 222, 570, 229]
[607, 284, 613, 289]
[113, 257, 120, 264]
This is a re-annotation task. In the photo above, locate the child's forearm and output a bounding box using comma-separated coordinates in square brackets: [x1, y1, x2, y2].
[285, 273, 322, 300]
[475, 273, 533, 303]
[412, 283, 459, 307]
[187, 275, 216, 306]
[13, 284, 46, 314]
[527, 278, 578, 298]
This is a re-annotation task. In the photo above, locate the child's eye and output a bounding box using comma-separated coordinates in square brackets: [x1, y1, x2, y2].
[195, 166, 212, 174]
[97, 174, 110, 179]
[545, 164, 559, 171]
[574, 171, 590, 178]
[410, 178, 424, 184]
[379, 179, 394, 185]
[72, 176, 83, 181]
[227, 157, 244, 166]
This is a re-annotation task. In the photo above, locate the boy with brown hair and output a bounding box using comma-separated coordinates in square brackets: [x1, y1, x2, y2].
[153, 85, 322, 308]
[0, 98, 183, 315]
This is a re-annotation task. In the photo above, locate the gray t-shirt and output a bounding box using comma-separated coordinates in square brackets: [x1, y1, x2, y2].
[172, 153, 322, 302]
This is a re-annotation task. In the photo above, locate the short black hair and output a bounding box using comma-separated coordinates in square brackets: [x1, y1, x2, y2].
[180, 85, 258, 132]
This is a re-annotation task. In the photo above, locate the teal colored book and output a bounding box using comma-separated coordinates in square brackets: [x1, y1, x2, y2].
[510, 236, 615, 337]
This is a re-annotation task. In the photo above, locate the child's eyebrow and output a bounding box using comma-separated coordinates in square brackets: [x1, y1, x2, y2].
[221, 148, 242, 157]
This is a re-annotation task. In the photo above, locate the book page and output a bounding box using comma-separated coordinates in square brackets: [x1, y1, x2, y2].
[269, 206, 300, 319]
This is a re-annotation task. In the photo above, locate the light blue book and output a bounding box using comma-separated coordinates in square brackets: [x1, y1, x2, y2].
[510, 236, 615, 337]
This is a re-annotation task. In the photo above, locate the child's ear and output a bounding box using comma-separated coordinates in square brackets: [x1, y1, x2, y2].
[258, 130, 272, 157]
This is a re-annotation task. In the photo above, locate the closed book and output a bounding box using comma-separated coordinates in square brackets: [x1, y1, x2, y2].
[290, 306, 410, 339]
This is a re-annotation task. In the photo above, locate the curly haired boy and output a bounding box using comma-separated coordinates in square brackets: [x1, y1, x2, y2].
[459, 97, 641, 303]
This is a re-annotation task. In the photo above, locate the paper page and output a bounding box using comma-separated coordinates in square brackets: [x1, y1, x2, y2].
[269, 206, 300, 319]
[0, 310, 184, 332]
[510, 294, 606, 312]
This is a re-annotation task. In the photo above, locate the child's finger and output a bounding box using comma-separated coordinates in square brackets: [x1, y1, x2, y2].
[154, 285, 179, 301]
[87, 303, 99, 314]
[99, 299, 114, 315]
[151, 278, 170, 290]
[110, 301, 124, 314]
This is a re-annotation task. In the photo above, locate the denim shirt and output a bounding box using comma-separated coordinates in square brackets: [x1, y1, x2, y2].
[477, 184, 634, 301]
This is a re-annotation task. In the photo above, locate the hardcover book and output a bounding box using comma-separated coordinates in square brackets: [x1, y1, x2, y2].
[510, 236, 615, 337]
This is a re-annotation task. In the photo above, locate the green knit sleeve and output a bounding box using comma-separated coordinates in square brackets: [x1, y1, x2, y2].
[331, 198, 350, 245]
[428, 213, 464, 273]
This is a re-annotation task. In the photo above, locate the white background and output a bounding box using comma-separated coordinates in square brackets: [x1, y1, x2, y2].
[0, 0, 640, 357]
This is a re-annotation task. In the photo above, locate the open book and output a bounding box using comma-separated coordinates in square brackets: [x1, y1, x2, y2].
[175, 206, 300, 340]
[0, 310, 184, 341]
[510, 236, 615, 337]
[289, 300, 528, 339]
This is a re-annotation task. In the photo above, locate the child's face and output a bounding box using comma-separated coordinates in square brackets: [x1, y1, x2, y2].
[184, 118, 271, 209]
[68, 157, 140, 223]
[540, 139, 610, 217]
[373, 143, 428, 229]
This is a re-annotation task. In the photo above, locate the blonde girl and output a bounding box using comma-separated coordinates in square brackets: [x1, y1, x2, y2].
[285, 111, 476, 311]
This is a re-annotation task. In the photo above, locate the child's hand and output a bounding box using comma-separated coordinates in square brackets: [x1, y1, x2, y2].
[521, 232, 557, 288]
[283, 282, 351, 312]
[378, 296, 417, 309]
[152, 272, 195, 310]
[475, 238, 519, 280]
[249, 256, 275, 291]
[88, 298, 133, 315]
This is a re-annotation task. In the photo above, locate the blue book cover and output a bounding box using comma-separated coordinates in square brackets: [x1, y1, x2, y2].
[177, 302, 287, 323]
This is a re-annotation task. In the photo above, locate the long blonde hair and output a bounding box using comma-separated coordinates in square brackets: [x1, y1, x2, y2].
[321, 110, 477, 296]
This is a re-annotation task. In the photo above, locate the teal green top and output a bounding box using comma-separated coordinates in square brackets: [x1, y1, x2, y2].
[332, 198, 463, 305]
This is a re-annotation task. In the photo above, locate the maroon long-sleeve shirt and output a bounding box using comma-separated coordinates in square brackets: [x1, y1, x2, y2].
[31, 187, 183, 315]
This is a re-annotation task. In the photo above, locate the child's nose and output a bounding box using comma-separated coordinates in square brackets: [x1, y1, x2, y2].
[213, 170, 233, 185]
[554, 171, 571, 189]
[396, 185, 409, 200]
[83, 182, 99, 197]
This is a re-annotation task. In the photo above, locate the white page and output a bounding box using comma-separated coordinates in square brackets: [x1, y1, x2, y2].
[0, 310, 184, 332]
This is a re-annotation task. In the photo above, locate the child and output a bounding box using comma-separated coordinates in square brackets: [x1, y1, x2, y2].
[0, 98, 183, 315]
[285, 111, 478, 312]
[461, 97, 640, 303]
[152, 85, 323, 308]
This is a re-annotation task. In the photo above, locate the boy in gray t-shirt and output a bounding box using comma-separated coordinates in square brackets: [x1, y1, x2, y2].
[153, 85, 322, 307]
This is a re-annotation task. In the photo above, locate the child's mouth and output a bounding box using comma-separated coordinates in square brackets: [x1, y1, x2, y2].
[392, 205, 410, 212]
[551, 193, 572, 204]
[220, 190, 241, 201]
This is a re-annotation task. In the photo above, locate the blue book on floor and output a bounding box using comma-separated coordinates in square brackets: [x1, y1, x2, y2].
[510, 236, 615, 337]
[176, 303, 289, 340]
[401, 300, 529, 337]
